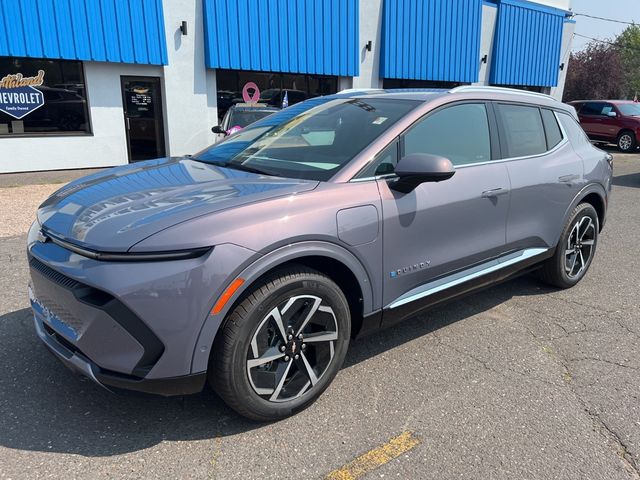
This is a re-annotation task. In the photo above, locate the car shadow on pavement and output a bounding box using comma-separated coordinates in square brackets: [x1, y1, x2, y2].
[612, 172, 640, 188]
[0, 275, 553, 458]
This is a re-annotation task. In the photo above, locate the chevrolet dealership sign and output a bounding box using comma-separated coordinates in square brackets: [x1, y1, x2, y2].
[0, 70, 45, 120]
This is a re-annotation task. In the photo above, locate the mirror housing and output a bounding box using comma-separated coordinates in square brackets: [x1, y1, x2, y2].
[211, 125, 225, 134]
[389, 153, 456, 193]
[606, 111, 617, 118]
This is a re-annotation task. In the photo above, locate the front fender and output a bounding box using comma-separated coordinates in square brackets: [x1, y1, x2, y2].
[190, 240, 375, 374]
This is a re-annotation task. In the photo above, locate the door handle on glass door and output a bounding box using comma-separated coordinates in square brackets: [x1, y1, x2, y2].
[481, 188, 508, 198]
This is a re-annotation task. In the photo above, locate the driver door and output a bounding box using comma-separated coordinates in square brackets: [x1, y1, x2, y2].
[375, 103, 511, 325]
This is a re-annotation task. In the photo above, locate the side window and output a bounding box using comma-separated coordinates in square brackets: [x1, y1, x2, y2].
[581, 102, 605, 116]
[357, 141, 398, 178]
[403, 103, 491, 166]
[600, 104, 615, 116]
[541, 109, 563, 150]
[497, 104, 547, 157]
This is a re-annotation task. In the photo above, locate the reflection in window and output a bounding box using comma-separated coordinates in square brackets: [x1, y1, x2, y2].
[498, 104, 547, 158]
[404, 103, 491, 166]
[0, 57, 90, 135]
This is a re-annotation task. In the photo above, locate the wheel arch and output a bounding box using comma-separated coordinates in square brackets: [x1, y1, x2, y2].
[560, 183, 607, 243]
[191, 241, 375, 373]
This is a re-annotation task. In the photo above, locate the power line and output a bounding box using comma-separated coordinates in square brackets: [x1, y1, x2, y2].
[573, 32, 640, 54]
[573, 13, 637, 26]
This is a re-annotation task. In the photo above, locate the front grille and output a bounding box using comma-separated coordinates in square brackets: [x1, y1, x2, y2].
[29, 257, 80, 290]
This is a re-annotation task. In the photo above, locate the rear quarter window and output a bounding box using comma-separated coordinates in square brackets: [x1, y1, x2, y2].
[557, 112, 592, 147]
[541, 109, 563, 150]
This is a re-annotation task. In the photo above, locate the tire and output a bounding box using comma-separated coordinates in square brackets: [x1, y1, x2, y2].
[617, 131, 637, 153]
[538, 203, 599, 289]
[210, 266, 351, 421]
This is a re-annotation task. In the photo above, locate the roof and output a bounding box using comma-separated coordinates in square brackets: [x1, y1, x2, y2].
[570, 100, 639, 105]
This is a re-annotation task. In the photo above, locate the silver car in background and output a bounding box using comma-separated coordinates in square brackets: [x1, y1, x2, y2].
[28, 87, 613, 420]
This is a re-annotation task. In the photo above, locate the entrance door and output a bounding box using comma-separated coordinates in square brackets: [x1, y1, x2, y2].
[121, 77, 166, 162]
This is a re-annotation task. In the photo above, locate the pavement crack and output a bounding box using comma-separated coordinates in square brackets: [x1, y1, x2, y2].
[568, 356, 640, 371]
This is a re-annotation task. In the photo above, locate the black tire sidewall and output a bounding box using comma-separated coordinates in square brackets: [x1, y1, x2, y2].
[217, 271, 350, 420]
[553, 204, 599, 288]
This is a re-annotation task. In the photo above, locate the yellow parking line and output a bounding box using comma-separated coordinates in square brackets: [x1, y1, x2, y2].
[324, 431, 421, 480]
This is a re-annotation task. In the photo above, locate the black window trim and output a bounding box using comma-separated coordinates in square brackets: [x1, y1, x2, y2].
[493, 101, 569, 163]
[0, 59, 93, 138]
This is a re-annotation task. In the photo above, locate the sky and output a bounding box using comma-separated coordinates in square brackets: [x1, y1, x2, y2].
[570, 0, 639, 51]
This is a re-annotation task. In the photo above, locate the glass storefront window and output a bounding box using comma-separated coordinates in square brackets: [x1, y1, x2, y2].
[382, 78, 469, 89]
[216, 69, 338, 119]
[0, 57, 91, 136]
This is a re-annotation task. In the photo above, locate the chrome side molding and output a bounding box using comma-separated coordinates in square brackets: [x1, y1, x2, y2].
[387, 248, 549, 310]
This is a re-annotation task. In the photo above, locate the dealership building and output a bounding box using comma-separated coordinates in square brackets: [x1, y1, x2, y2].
[0, 0, 574, 173]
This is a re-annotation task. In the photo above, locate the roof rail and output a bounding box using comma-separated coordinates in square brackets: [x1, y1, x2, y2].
[337, 88, 384, 94]
[449, 85, 558, 102]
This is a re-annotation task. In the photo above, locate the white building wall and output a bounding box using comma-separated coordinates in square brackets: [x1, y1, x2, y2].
[549, 20, 576, 100]
[353, 0, 383, 89]
[161, 0, 218, 158]
[476, 4, 498, 86]
[0, 62, 161, 174]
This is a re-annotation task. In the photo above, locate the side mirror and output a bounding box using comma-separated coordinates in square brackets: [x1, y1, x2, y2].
[606, 111, 617, 118]
[390, 153, 455, 193]
[212, 125, 225, 134]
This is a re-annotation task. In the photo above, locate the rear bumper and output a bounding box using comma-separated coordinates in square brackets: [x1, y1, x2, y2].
[34, 314, 206, 396]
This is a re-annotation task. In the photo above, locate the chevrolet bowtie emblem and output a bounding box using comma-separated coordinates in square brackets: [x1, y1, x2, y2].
[291, 342, 297, 354]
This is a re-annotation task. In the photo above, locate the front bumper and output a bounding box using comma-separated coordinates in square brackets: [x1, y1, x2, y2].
[34, 312, 206, 395]
[27, 224, 257, 387]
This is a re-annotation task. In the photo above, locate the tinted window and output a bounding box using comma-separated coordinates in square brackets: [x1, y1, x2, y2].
[195, 98, 419, 181]
[357, 141, 399, 178]
[541, 109, 563, 149]
[498, 104, 547, 157]
[403, 103, 491, 166]
[581, 102, 607, 116]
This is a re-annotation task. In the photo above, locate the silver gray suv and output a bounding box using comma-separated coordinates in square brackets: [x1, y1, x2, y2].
[28, 87, 613, 420]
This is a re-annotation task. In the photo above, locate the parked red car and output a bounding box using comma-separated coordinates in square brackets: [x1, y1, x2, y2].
[569, 100, 640, 152]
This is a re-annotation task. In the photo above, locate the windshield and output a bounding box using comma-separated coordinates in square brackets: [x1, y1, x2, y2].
[228, 110, 276, 129]
[194, 97, 420, 181]
[618, 103, 640, 116]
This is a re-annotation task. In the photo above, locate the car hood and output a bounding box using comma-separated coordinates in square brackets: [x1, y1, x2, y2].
[37, 157, 318, 252]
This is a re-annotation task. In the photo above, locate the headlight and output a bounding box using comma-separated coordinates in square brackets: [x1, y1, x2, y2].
[27, 220, 42, 247]
[44, 230, 211, 262]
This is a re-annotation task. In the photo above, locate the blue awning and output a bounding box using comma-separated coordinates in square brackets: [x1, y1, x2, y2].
[202, 0, 359, 76]
[0, 0, 168, 65]
[380, 0, 483, 83]
[490, 0, 566, 87]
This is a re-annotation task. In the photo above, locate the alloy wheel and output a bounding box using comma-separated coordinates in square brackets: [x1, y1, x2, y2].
[247, 295, 339, 403]
[565, 215, 596, 279]
[619, 134, 633, 151]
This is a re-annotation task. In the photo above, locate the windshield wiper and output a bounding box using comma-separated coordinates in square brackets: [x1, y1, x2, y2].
[201, 160, 277, 176]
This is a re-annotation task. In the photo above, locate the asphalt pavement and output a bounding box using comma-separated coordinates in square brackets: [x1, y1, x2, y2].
[0, 153, 639, 479]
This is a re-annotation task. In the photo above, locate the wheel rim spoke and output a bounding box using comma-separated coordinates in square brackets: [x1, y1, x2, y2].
[303, 331, 338, 343]
[247, 346, 285, 369]
[299, 352, 319, 386]
[270, 359, 293, 402]
[293, 296, 322, 336]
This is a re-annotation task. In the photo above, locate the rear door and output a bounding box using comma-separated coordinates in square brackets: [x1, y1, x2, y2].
[497, 103, 583, 251]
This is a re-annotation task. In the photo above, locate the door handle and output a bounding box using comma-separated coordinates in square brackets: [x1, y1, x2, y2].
[481, 188, 508, 198]
[558, 174, 579, 183]
[125, 117, 130, 130]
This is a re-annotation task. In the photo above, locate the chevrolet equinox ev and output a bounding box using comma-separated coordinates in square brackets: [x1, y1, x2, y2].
[28, 87, 613, 420]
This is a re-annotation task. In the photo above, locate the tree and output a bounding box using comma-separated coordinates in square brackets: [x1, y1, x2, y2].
[617, 24, 640, 99]
[563, 42, 626, 102]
